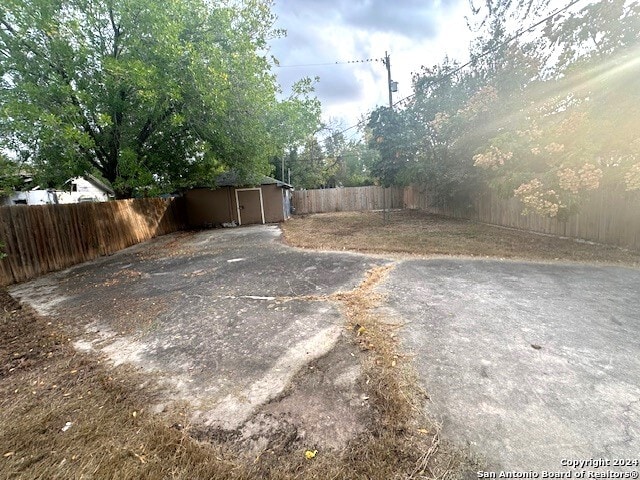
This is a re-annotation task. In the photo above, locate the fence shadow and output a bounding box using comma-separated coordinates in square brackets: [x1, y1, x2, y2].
[0, 198, 187, 286]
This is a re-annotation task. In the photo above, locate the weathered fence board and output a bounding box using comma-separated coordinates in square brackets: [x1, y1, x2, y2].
[292, 186, 404, 214]
[0, 198, 186, 286]
[4, 183, 636, 287]
[404, 185, 640, 251]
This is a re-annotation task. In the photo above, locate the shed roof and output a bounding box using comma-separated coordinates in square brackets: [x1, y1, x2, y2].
[215, 171, 292, 189]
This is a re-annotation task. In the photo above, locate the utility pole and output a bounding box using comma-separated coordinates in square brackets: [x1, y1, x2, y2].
[381, 51, 398, 223]
[383, 51, 398, 109]
[383, 51, 393, 108]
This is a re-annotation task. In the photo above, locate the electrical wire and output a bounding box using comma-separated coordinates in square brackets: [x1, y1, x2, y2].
[390, 0, 585, 108]
[316, 0, 588, 142]
[276, 58, 382, 68]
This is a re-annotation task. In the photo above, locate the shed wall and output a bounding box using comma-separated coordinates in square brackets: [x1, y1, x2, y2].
[185, 188, 234, 227]
[261, 184, 285, 223]
[185, 185, 287, 227]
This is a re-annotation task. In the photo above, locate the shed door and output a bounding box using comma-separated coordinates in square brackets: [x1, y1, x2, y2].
[237, 189, 264, 225]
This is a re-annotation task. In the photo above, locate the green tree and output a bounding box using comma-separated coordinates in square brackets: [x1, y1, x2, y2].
[0, 0, 319, 197]
[366, 106, 418, 188]
[366, 56, 493, 205]
[279, 129, 376, 189]
[0, 154, 21, 196]
[287, 136, 329, 189]
[268, 77, 323, 182]
[366, 0, 640, 218]
[402, 60, 488, 206]
[326, 138, 377, 187]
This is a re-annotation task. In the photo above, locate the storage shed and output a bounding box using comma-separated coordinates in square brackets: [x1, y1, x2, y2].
[185, 173, 293, 228]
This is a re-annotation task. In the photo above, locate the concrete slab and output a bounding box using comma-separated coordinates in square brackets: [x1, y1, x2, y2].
[381, 259, 640, 471]
[9, 225, 385, 442]
[11, 226, 640, 469]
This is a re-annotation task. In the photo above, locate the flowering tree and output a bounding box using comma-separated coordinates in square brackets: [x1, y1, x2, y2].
[368, 0, 640, 218]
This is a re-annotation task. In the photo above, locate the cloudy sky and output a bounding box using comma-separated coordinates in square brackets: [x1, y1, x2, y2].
[268, 0, 475, 135]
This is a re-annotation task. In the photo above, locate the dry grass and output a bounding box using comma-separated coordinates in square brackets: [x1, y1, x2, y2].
[282, 210, 640, 267]
[0, 269, 476, 479]
[4, 210, 633, 478]
[294, 265, 478, 479]
[328, 266, 472, 478]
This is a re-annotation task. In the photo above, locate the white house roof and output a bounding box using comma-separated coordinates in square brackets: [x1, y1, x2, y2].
[63, 174, 115, 196]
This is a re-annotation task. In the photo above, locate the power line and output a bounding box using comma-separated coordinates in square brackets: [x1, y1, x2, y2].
[276, 58, 382, 68]
[318, 0, 588, 142]
[390, 0, 585, 109]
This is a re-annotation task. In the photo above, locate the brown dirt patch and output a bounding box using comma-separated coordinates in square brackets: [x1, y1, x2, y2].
[282, 210, 640, 267]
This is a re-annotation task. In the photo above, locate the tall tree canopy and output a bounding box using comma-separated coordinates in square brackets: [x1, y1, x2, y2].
[366, 0, 640, 217]
[0, 0, 320, 197]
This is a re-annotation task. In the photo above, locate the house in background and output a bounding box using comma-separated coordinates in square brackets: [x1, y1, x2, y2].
[185, 172, 293, 228]
[1, 174, 115, 206]
[57, 175, 115, 204]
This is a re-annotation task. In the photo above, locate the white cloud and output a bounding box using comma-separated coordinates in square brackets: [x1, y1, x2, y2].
[269, 0, 474, 129]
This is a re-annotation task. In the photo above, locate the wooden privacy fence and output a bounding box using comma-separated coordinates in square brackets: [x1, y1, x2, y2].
[0, 198, 186, 286]
[293, 186, 404, 214]
[404, 185, 640, 251]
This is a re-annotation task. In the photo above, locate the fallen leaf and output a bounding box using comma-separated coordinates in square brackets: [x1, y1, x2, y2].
[3, 452, 15, 458]
[304, 449, 318, 460]
[417, 428, 429, 435]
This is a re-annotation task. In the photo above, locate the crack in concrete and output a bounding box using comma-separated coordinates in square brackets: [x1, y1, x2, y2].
[197, 262, 402, 452]
[620, 397, 640, 447]
[273, 263, 397, 307]
[202, 324, 343, 430]
[206, 264, 398, 428]
[9, 232, 401, 454]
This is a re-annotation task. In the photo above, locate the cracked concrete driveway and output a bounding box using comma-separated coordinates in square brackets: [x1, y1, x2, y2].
[9, 226, 389, 449]
[380, 259, 640, 471]
[8, 225, 640, 469]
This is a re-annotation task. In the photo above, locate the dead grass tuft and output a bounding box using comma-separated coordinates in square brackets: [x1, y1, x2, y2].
[282, 210, 640, 267]
[1, 271, 476, 480]
[328, 265, 478, 479]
